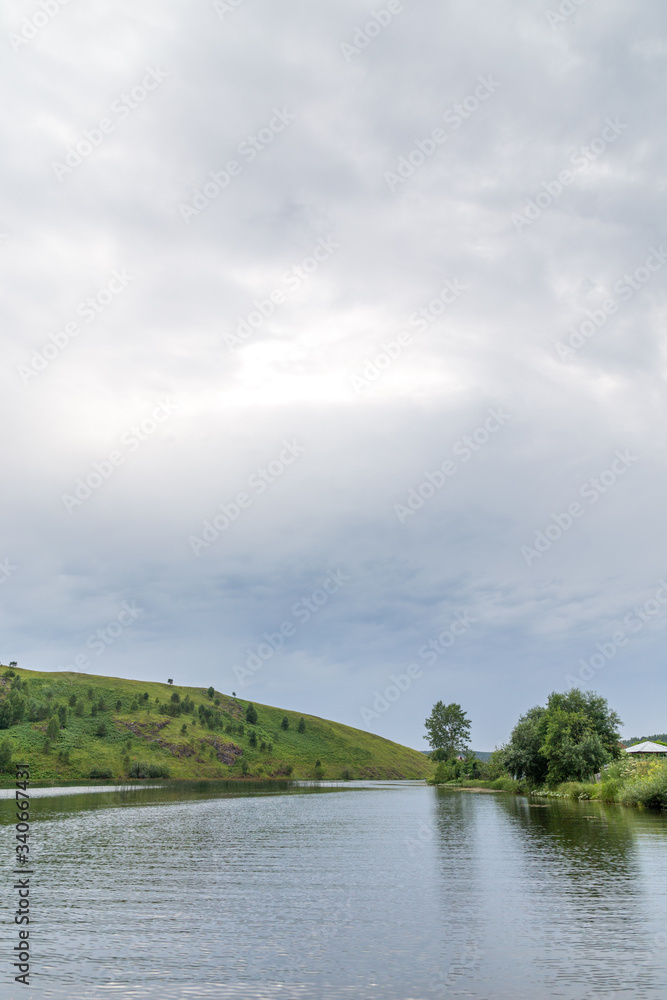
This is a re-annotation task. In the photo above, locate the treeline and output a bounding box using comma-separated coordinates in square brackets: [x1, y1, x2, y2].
[427, 689, 626, 789]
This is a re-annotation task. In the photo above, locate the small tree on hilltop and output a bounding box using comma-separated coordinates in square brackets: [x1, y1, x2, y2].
[207, 687, 215, 699]
[281, 716, 289, 730]
[297, 717, 306, 733]
[424, 702, 472, 760]
[245, 703, 258, 724]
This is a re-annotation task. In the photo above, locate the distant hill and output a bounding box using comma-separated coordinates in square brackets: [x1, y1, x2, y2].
[0, 665, 432, 782]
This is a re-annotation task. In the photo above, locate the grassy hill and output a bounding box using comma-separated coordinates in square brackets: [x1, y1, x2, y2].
[0, 665, 432, 783]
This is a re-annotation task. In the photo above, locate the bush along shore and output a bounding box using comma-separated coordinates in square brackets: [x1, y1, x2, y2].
[425, 688, 667, 810]
[0, 665, 431, 783]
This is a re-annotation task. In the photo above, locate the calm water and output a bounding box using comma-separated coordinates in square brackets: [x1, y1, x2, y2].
[1, 780, 667, 999]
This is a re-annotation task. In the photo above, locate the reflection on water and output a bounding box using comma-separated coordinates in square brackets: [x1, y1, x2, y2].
[0, 782, 665, 1000]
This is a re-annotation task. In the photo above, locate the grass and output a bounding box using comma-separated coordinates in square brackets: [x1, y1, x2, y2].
[0, 665, 432, 783]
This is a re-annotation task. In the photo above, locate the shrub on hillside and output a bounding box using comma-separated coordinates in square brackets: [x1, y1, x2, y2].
[245, 703, 258, 724]
[89, 768, 112, 779]
[0, 737, 13, 772]
[298, 717, 306, 733]
[281, 716, 289, 730]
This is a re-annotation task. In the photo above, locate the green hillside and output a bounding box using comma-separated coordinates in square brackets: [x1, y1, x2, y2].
[0, 665, 432, 782]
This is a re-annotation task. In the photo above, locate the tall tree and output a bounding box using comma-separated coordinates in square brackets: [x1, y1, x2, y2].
[500, 688, 622, 785]
[424, 702, 472, 759]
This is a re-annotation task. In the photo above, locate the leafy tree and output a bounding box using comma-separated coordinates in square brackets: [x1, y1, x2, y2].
[0, 737, 13, 772]
[96, 722, 108, 737]
[245, 703, 258, 724]
[297, 717, 306, 733]
[207, 687, 215, 699]
[249, 730, 257, 747]
[171, 691, 181, 704]
[168, 679, 173, 685]
[281, 716, 289, 730]
[0, 701, 13, 729]
[57, 705, 68, 728]
[97, 699, 106, 712]
[69, 694, 77, 707]
[540, 708, 607, 785]
[501, 689, 622, 785]
[501, 706, 549, 784]
[424, 702, 471, 759]
[130, 700, 138, 711]
[75, 699, 84, 717]
[143, 692, 149, 701]
[46, 716, 60, 739]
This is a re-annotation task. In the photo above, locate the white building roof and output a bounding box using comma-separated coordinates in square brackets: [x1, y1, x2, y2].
[624, 741, 667, 753]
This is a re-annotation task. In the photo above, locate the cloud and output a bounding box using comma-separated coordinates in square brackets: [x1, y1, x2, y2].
[2, 0, 666, 749]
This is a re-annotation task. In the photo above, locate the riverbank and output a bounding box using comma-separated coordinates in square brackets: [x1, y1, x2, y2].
[430, 758, 667, 810]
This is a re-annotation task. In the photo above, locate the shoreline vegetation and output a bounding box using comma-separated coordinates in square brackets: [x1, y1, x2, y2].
[424, 690, 667, 811]
[0, 665, 430, 783]
[428, 756, 667, 810]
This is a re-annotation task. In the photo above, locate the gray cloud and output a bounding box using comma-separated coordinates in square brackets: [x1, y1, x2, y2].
[2, 0, 667, 751]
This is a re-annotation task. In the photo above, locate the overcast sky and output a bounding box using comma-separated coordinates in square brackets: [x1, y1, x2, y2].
[2, 0, 666, 751]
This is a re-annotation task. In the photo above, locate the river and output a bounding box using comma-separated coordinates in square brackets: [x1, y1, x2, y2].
[1, 780, 666, 999]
